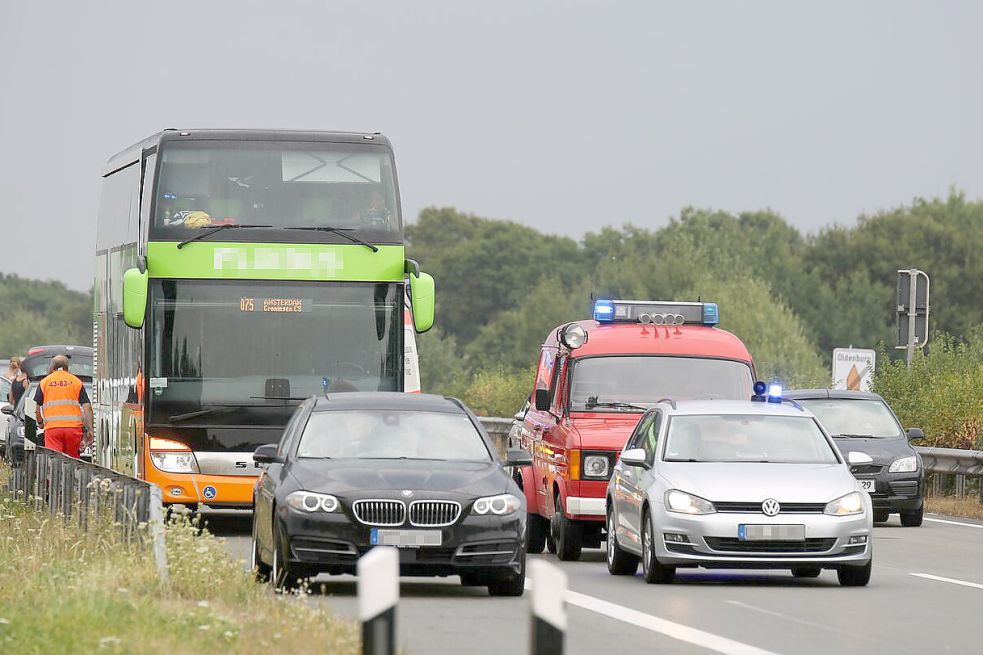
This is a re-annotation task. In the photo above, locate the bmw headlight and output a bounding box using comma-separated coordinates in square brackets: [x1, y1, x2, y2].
[286, 491, 340, 513]
[825, 492, 865, 516]
[664, 490, 716, 515]
[889, 456, 917, 473]
[471, 493, 521, 516]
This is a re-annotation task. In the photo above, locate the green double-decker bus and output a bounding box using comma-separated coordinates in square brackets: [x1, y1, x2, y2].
[94, 129, 434, 508]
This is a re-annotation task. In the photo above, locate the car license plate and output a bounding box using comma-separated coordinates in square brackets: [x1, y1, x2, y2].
[370, 528, 442, 548]
[738, 524, 805, 541]
[858, 479, 876, 493]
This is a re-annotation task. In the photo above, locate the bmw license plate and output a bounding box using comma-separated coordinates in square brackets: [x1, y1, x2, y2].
[738, 524, 805, 541]
[858, 479, 876, 493]
[370, 528, 442, 548]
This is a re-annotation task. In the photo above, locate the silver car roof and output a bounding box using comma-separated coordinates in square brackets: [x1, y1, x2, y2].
[658, 399, 815, 418]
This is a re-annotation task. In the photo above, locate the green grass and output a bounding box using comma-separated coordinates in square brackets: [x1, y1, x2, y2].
[0, 468, 359, 655]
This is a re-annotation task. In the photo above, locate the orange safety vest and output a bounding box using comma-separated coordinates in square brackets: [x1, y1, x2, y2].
[39, 370, 85, 429]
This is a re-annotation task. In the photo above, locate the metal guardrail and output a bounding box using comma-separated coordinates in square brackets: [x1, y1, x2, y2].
[915, 446, 983, 499]
[478, 417, 514, 458]
[6, 446, 169, 582]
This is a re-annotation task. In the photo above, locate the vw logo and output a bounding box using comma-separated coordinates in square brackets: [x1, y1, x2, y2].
[401, 490, 414, 498]
[761, 499, 781, 516]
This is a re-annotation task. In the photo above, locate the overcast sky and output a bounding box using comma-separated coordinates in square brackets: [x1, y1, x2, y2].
[1, 1, 980, 291]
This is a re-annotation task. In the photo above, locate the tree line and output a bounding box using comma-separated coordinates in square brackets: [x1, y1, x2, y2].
[409, 192, 983, 444]
[0, 274, 92, 359]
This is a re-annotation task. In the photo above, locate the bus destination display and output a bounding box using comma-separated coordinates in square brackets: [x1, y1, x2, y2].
[240, 297, 311, 313]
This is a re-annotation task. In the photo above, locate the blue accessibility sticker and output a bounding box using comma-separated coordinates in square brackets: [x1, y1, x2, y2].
[202, 486, 217, 500]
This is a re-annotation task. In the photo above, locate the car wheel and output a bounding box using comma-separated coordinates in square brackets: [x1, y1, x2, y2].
[873, 509, 890, 523]
[900, 506, 923, 527]
[271, 523, 303, 592]
[837, 560, 872, 587]
[791, 566, 822, 578]
[527, 513, 549, 554]
[251, 517, 272, 583]
[488, 551, 526, 597]
[606, 506, 639, 576]
[641, 510, 674, 584]
[551, 492, 583, 561]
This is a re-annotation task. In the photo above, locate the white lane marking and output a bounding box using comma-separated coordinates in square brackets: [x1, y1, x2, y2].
[924, 516, 983, 530]
[524, 580, 777, 655]
[911, 573, 983, 590]
[725, 600, 895, 648]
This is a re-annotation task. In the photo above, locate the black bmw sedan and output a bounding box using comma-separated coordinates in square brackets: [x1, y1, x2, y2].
[250, 392, 532, 595]
[787, 389, 925, 526]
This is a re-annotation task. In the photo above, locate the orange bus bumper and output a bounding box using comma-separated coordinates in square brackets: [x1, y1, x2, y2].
[144, 464, 257, 506]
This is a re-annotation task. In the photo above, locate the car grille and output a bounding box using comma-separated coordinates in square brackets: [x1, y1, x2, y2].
[889, 481, 919, 496]
[352, 500, 406, 526]
[713, 502, 827, 514]
[704, 537, 836, 553]
[409, 500, 461, 527]
[851, 465, 884, 475]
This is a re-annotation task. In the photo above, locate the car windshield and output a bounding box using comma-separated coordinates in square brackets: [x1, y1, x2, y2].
[147, 280, 403, 427]
[664, 414, 839, 464]
[569, 356, 753, 412]
[795, 399, 904, 438]
[152, 140, 401, 242]
[296, 410, 491, 461]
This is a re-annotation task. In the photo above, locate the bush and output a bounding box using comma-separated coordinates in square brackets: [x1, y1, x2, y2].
[874, 327, 983, 449]
[457, 366, 534, 417]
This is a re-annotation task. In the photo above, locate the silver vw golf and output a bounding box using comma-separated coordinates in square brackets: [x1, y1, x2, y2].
[605, 398, 873, 586]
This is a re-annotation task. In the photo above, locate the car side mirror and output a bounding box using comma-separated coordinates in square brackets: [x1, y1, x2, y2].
[620, 448, 649, 469]
[847, 451, 874, 465]
[1, 404, 13, 416]
[505, 448, 533, 467]
[253, 443, 282, 464]
[534, 388, 550, 411]
[906, 427, 924, 441]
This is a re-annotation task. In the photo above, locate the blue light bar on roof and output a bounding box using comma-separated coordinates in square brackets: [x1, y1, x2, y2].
[593, 299, 615, 322]
[591, 299, 721, 326]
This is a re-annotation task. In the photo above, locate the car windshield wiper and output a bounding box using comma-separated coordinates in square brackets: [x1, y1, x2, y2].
[584, 397, 646, 411]
[835, 433, 876, 439]
[177, 224, 273, 249]
[283, 226, 379, 252]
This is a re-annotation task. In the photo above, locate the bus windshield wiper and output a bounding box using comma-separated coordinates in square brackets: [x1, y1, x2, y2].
[584, 397, 646, 411]
[284, 226, 379, 252]
[176, 224, 273, 249]
[168, 402, 278, 422]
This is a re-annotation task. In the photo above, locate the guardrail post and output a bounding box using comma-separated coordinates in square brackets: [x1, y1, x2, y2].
[358, 546, 399, 655]
[530, 559, 567, 655]
[148, 484, 169, 586]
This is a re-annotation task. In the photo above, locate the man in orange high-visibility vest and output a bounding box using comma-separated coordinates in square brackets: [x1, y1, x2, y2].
[34, 355, 93, 459]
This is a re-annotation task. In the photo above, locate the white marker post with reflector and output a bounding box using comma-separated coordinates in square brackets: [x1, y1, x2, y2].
[530, 559, 567, 655]
[358, 546, 399, 655]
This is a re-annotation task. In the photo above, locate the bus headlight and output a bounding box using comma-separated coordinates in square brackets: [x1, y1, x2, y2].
[150, 452, 199, 474]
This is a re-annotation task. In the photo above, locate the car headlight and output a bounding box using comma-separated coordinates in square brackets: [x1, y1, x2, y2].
[286, 491, 340, 513]
[889, 456, 917, 473]
[825, 492, 865, 516]
[471, 493, 521, 516]
[664, 490, 716, 515]
[149, 452, 199, 474]
[582, 454, 610, 479]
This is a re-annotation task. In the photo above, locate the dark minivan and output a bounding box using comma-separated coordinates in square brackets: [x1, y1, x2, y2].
[786, 389, 924, 526]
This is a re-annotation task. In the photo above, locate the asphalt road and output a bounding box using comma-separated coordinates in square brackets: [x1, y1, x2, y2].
[210, 512, 983, 654]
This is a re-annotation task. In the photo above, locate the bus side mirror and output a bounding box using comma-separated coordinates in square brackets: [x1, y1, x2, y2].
[408, 271, 435, 333]
[122, 267, 149, 329]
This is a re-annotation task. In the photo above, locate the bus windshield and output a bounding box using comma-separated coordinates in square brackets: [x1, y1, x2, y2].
[147, 280, 403, 427]
[569, 356, 753, 412]
[152, 141, 401, 242]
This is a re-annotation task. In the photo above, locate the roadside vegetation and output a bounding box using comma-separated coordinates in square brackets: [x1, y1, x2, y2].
[0, 274, 92, 356]
[411, 193, 983, 449]
[925, 495, 983, 521]
[0, 467, 359, 655]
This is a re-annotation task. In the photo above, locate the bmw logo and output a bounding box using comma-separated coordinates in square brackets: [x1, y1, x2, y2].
[761, 499, 781, 517]
[203, 486, 217, 500]
[401, 490, 414, 498]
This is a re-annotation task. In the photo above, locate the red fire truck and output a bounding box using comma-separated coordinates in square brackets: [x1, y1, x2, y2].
[514, 299, 755, 560]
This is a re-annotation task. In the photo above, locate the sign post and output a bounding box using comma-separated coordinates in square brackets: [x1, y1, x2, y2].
[895, 269, 930, 369]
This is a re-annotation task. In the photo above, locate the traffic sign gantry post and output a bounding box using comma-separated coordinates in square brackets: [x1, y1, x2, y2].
[530, 560, 567, 655]
[896, 269, 930, 369]
[358, 546, 399, 655]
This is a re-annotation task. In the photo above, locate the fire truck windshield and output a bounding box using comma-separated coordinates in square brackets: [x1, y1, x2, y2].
[568, 356, 754, 411]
